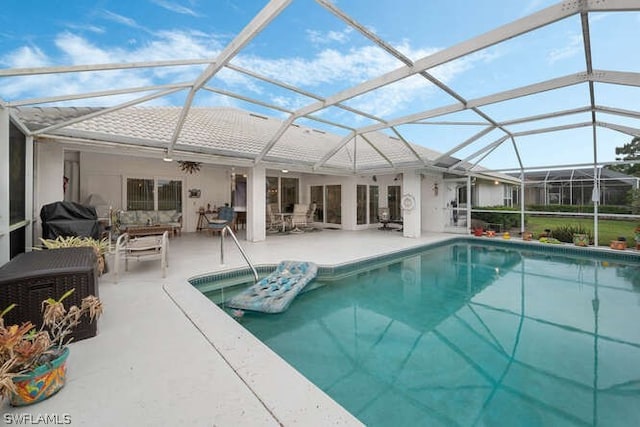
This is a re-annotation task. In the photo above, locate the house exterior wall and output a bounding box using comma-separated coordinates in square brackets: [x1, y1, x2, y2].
[246, 165, 266, 242]
[32, 145, 455, 239]
[402, 171, 421, 238]
[300, 173, 405, 231]
[72, 151, 232, 233]
[421, 173, 445, 233]
[476, 180, 504, 206]
[34, 141, 65, 241]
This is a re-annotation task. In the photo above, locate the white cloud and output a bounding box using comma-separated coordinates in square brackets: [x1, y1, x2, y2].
[547, 33, 582, 64]
[65, 23, 106, 34]
[306, 27, 352, 45]
[0, 30, 222, 104]
[2, 46, 50, 68]
[0, 27, 495, 120]
[232, 40, 496, 121]
[150, 0, 200, 17]
[102, 10, 141, 29]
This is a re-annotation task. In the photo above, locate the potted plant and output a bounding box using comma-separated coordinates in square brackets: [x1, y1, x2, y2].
[634, 226, 640, 249]
[37, 236, 109, 276]
[0, 289, 102, 406]
[522, 231, 533, 241]
[573, 233, 589, 247]
[610, 236, 627, 250]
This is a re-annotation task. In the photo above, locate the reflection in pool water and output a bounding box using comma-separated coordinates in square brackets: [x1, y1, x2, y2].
[210, 242, 640, 426]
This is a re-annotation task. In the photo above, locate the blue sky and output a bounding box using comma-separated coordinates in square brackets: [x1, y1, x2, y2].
[1, 0, 639, 171]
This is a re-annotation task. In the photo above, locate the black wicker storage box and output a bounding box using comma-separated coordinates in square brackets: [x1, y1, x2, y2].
[0, 247, 99, 342]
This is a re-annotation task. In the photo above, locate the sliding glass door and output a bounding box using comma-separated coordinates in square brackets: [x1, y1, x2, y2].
[310, 186, 323, 222]
[310, 184, 341, 225]
[326, 185, 341, 225]
[388, 185, 401, 220]
[265, 176, 299, 213]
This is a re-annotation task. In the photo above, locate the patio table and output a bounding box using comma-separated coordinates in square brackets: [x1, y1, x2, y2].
[125, 224, 175, 238]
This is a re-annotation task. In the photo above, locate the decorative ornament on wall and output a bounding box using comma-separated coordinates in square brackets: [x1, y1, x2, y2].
[178, 161, 202, 174]
[401, 194, 416, 211]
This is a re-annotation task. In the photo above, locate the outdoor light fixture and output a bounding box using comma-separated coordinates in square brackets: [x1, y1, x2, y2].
[162, 149, 173, 162]
[282, 169, 288, 173]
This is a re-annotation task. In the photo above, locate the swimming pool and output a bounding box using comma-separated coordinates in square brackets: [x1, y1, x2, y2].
[195, 240, 640, 426]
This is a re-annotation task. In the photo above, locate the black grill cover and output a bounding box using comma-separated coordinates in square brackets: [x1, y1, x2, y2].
[40, 201, 100, 239]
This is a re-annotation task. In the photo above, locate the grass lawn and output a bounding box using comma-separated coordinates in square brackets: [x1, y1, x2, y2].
[526, 216, 639, 247]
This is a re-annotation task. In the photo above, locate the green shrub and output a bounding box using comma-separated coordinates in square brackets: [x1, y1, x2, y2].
[472, 206, 523, 229]
[551, 224, 593, 244]
[526, 204, 632, 215]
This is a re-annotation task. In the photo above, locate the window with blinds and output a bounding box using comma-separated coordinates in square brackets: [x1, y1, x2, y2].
[127, 178, 154, 211]
[126, 178, 182, 211]
[158, 179, 182, 211]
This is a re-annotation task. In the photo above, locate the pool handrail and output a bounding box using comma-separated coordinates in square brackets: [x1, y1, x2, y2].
[220, 225, 259, 283]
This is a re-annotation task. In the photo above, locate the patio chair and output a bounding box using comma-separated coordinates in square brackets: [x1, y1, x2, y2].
[301, 202, 317, 231]
[114, 231, 169, 283]
[378, 207, 392, 230]
[290, 203, 309, 233]
[209, 205, 236, 235]
[266, 203, 284, 233]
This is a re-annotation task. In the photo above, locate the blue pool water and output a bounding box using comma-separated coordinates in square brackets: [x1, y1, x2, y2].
[206, 242, 640, 426]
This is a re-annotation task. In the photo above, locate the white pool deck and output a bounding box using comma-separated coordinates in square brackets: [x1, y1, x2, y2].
[1, 229, 460, 426]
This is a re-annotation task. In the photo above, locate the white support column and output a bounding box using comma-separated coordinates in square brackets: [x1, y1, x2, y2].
[25, 135, 34, 252]
[34, 141, 65, 240]
[466, 175, 472, 233]
[246, 165, 266, 242]
[402, 171, 421, 238]
[0, 107, 9, 264]
[342, 176, 357, 230]
[520, 171, 525, 234]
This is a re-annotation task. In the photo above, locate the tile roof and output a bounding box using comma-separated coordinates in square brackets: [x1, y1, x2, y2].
[15, 106, 446, 174]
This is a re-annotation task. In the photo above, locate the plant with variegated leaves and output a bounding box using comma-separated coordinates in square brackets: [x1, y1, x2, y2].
[0, 289, 102, 401]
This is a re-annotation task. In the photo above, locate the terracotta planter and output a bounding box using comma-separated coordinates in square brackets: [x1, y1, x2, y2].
[522, 231, 533, 241]
[610, 240, 627, 251]
[473, 228, 483, 237]
[10, 347, 69, 406]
